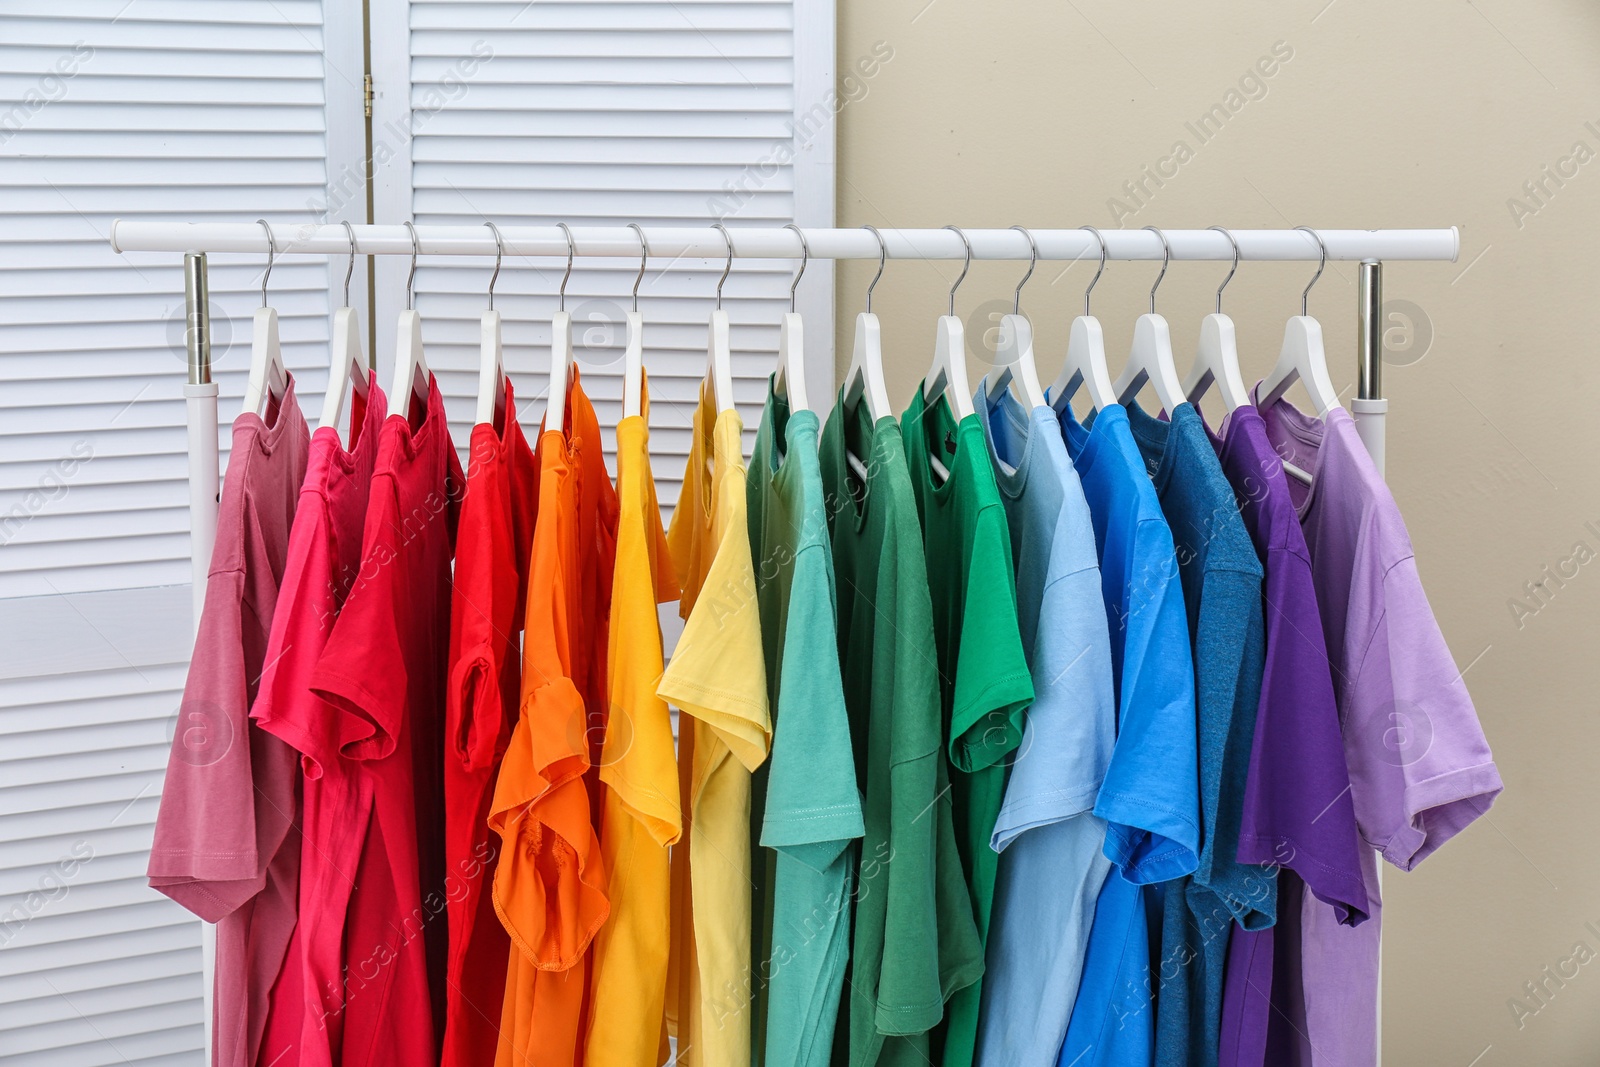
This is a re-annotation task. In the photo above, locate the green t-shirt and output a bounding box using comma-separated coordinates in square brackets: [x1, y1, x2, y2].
[747, 382, 866, 1067]
[900, 388, 1035, 1067]
[820, 389, 984, 1067]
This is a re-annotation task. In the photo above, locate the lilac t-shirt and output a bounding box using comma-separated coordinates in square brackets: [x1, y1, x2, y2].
[1259, 399, 1503, 1067]
[1204, 404, 1368, 1067]
[148, 380, 310, 1067]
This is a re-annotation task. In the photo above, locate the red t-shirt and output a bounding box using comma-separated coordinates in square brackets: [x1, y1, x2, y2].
[252, 376, 386, 1067]
[309, 376, 464, 1067]
[441, 377, 536, 1067]
[148, 377, 309, 1067]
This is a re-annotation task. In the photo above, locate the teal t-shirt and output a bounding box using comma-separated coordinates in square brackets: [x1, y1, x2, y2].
[749, 382, 866, 1067]
[820, 390, 983, 1067]
[900, 388, 1035, 1067]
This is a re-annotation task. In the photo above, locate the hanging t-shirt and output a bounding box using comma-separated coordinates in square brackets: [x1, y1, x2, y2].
[1259, 399, 1503, 1067]
[490, 369, 618, 1067]
[658, 384, 772, 1067]
[819, 390, 983, 1067]
[585, 378, 682, 1067]
[971, 386, 1117, 1067]
[1203, 404, 1368, 1067]
[441, 377, 536, 1067]
[899, 388, 1033, 1067]
[308, 375, 463, 1066]
[748, 381, 865, 1067]
[1056, 402, 1198, 1067]
[252, 375, 387, 1067]
[148, 379, 309, 1067]
[1124, 401, 1268, 1067]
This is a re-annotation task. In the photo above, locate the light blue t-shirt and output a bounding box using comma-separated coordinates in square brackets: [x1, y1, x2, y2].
[972, 386, 1118, 1067]
[1055, 402, 1200, 1067]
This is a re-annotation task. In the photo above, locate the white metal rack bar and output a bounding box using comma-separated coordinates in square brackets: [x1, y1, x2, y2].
[119, 222, 1457, 1066]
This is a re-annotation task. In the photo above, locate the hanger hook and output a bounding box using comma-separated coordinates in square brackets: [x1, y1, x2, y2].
[1142, 225, 1171, 315]
[403, 220, 419, 312]
[1208, 225, 1240, 314]
[340, 220, 357, 308]
[1296, 226, 1328, 315]
[711, 223, 734, 311]
[1009, 225, 1038, 316]
[784, 223, 808, 313]
[555, 222, 575, 312]
[862, 225, 887, 314]
[943, 225, 972, 317]
[1079, 225, 1108, 317]
[627, 223, 648, 313]
[256, 219, 274, 309]
[483, 221, 505, 311]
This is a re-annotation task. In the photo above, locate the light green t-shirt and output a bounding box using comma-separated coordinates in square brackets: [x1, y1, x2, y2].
[900, 388, 1035, 1067]
[820, 390, 984, 1067]
[748, 382, 865, 1067]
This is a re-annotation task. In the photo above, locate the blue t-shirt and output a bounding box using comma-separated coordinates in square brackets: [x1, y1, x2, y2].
[1124, 401, 1268, 1067]
[972, 387, 1118, 1067]
[1055, 402, 1199, 1067]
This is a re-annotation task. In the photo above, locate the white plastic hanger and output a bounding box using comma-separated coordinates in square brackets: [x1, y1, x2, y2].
[1259, 227, 1341, 418]
[843, 225, 892, 422]
[923, 224, 975, 426]
[391, 221, 431, 417]
[1050, 226, 1117, 416]
[987, 224, 1048, 410]
[621, 223, 648, 420]
[474, 221, 507, 429]
[773, 222, 809, 413]
[1182, 225, 1251, 412]
[706, 223, 737, 415]
[320, 221, 370, 436]
[545, 223, 576, 434]
[243, 219, 289, 418]
[1113, 225, 1188, 415]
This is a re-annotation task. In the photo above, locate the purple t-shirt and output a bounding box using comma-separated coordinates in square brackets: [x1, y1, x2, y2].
[1258, 399, 1503, 1067]
[148, 380, 310, 1067]
[1203, 404, 1368, 1067]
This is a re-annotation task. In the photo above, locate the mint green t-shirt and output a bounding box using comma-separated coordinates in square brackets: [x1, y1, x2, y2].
[821, 390, 984, 1067]
[748, 382, 866, 1067]
[900, 388, 1036, 1067]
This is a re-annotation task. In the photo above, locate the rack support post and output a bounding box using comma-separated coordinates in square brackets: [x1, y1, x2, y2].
[181, 250, 219, 1063]
[1353, 259, 1387, 476]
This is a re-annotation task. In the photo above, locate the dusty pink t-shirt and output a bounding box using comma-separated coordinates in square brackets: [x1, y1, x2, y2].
[1259, 400, 1503, 1067]
[147, 379, 310, 1067]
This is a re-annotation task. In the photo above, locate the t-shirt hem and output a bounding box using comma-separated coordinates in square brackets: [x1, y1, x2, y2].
[761, 803, 866, 850]
[989, 783, 1102, 852]
[1235, 831, 1369, 924]
[307, 663, 391, 761]
[1377, 760, 1504, 872]
[656, 677, 771, 770]
[949, 674, 1034, 772]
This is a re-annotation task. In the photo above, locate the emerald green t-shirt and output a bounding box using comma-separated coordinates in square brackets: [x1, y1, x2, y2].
[900, 388, 1035, 1067]
[820, 389, 984, 1067]
[748, 381, 865, 1067]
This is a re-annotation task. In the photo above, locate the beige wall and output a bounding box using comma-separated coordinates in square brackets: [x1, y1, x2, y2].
[837, 1, 1600, 1061]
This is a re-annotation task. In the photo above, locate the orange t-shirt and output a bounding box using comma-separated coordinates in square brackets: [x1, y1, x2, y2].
[489, 369, 619, 1067]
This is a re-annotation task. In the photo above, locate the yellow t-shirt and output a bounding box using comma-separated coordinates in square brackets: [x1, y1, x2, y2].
[584, 395, 683, 1067]
[657, 386, 771, 1067]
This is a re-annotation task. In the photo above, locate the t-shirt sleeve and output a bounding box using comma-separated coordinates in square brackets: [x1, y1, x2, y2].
[148, 568, 264, 922]
[308, 480, 409, 762]
[446, 490, 507, 776]
[946, 505, 1034, 773]
[991, 560, 1116, 852]
[1094, 516, 1202, 884]
[1345, 554, 1503, 871]
[760, 542, 863, 870]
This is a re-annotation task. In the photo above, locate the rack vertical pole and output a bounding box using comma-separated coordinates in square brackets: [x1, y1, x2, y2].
[1353, 259, 1387, 476]
[181, 250, 219, 1064]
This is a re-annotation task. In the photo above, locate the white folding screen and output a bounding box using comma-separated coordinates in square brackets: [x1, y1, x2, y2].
[368, 0, 836, 504]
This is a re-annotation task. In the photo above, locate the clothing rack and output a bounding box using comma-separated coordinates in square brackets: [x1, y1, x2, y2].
[113, 221, 1459, 1066]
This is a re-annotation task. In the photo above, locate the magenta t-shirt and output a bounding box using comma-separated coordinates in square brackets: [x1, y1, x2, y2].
[148, 379, 310, 1067]
[1258, 399, 1503, 1067]
[1204, 404, 1368, 1067]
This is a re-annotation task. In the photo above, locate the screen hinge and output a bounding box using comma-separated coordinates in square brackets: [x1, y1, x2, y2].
[363, 74, 374, 118]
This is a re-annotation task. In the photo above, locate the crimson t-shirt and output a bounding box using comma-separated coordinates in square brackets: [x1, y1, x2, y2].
[441, 377, 536, 1067]
[309, 376, 463, 1067]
